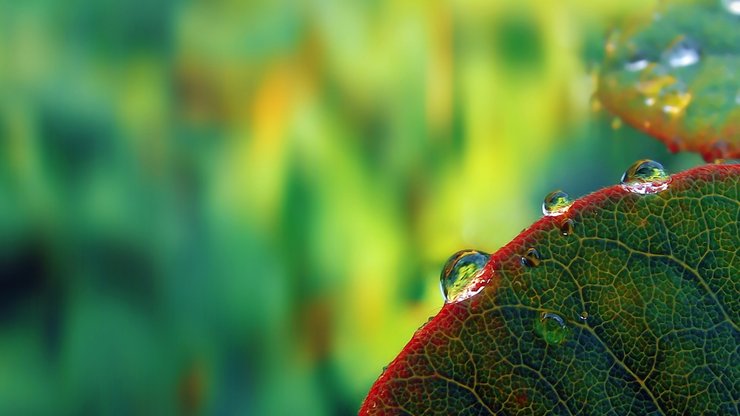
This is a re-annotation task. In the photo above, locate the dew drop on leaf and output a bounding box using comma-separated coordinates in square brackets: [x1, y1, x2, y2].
[520, 248, 541, 268]
[542, 190, 572, 216]
[534, 312, 568, 346]
[560, 218, 574, 236]
[439, 250, 490, 303]
[664, 36, 701, 68]
[620, 159, 671, 194]
[579, 311, 589, 322]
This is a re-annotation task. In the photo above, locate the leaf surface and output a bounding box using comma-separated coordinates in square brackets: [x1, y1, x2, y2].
[597, 0, 740, 161]
[361, 164, 739, 415]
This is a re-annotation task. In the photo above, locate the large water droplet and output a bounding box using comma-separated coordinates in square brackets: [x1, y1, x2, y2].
[520, 248, 541, 268]
[620, 159, 671, 194]
[542, 190, 572, 217]
[723, 0, 740, 15]
[664, 37, 700, 68]
[440, 250, 490, 303]
[560, 218, 574, 236]
[534, 312, 568, 346]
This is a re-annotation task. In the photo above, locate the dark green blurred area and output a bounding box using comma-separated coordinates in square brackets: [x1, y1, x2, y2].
[0, 1, 705, 414]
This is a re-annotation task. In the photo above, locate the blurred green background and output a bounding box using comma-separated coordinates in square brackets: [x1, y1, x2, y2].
[0, 0, 706, 414]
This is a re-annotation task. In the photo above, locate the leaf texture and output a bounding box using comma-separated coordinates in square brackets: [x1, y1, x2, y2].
[361, 164, 739, 415]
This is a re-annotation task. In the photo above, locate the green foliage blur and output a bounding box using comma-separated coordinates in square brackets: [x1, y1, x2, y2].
[0, 0, 705, 414]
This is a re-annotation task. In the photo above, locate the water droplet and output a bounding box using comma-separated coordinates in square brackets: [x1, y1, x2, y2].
[645, 97, 656, 106]
[723, 0, 740, 15]
[542, 190, 572, 217]
[440, 250, 490, 303]
[579, 311, 589, 321]
[624, 54, 649, 72]
[611, 117, 622, 130]
[664, 37, 700, 68]
[560, 218, 574, 236]
[520, 248, 541, 268]
[620, 159, 671, 194]
[534, 312, 569, 345]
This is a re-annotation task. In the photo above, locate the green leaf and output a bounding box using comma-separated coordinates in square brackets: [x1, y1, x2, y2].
[597, 0, 740, 162]
[361, 163, 739, 415]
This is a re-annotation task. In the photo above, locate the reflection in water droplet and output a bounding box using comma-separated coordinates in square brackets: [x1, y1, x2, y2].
[560, 218, 574, 236]
[579, 311, 589, 321]
[439, 250, 490, 303]
[535, 312, 568, 345]
[542, 190, 572, 217]
[620, 159, 671, 194]
[664, 37, 700, 68]
[723, 0, 740, 15]
[520, 248, 541, 268]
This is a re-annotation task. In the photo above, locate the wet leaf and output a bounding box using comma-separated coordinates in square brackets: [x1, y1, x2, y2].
[597, 0, 740, 162]
[361, 164, 739, 415]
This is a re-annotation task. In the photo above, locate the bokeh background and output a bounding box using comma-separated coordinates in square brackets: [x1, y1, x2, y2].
[0, 0, 706, 414]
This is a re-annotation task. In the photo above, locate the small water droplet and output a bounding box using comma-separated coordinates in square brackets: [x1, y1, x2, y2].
[664, 37, 700, 68]
[579, 311, 589, 321]
[723, 0, 740, 15]
[620, 159, 671, 194]
[534, 312, 569, 345]
[512, 279, 525, 291]
[625, 54, 649, 72]
[560, 218, 574, 236]
[520, 248, 541, 268]
[611, 117, 622, 130]
[440, 250, 490, 303]
[542, 190, 572, 217]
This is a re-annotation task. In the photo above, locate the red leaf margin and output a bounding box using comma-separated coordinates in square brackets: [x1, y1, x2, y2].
[360, 163, 739, 414]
